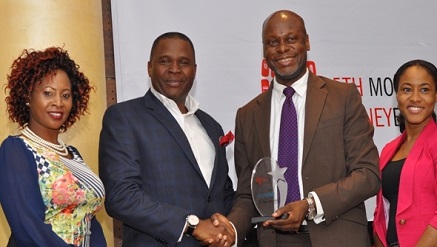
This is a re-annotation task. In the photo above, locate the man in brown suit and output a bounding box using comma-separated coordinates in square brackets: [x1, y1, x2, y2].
[219, 10, 380, 247]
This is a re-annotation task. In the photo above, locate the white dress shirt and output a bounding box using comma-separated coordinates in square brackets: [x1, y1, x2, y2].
[151, 86, 215, 187]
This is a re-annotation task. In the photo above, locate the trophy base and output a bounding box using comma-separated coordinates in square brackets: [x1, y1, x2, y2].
[251, 216, 275, 224]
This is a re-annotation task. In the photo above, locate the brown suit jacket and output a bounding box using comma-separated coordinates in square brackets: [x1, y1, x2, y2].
[228, 72, 380, 247]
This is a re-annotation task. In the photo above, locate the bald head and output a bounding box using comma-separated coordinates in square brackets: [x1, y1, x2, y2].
[262, 10, 307, 40]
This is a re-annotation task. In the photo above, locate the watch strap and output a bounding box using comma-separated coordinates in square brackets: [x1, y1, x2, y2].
[186, 224, 195, 236]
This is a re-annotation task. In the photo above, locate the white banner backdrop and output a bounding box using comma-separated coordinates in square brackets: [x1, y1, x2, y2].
[111, 0, 437, 220]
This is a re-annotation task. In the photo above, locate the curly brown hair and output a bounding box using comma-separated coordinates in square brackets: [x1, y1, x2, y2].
[4, 47, 93, 132]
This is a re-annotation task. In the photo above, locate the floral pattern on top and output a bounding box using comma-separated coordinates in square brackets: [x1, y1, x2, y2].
[21, 136, 105, 246]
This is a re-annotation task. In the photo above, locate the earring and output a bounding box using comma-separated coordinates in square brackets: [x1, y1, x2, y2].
[26, 102, 30, 106]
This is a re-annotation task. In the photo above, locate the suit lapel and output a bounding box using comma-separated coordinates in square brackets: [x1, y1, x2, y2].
[195, 111, 220, 188]
[303, 73, 327, 164]
[398, 120, 437, 214]
[397, 145, 420, 214]
[144, 90, 203, 177]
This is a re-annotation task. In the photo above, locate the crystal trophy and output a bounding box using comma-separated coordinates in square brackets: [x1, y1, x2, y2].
[251, 157, 288, 223]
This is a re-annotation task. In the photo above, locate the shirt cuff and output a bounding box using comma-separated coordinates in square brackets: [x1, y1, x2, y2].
[178, 222, 188, 242]
[229, 221, 238, 247]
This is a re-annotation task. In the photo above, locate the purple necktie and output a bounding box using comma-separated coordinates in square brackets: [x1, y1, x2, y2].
[278, 87, 300, 203]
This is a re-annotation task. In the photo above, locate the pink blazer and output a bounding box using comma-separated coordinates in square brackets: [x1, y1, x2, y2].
[373, 120, 437, 247]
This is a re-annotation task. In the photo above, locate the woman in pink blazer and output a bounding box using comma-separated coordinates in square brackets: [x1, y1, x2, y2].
[373, 59, 437, 247]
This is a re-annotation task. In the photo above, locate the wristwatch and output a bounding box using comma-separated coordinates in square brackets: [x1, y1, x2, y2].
[185, 215, 199, 236]
[305, 196, 316, 220]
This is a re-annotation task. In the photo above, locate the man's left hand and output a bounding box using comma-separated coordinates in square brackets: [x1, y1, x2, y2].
[262, 199, 308, 232]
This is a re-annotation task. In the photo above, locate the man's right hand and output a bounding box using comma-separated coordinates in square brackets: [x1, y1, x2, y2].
[193, 214, 235, 247]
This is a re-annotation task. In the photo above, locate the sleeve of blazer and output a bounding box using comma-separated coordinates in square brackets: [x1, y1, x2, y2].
[373, 139, 395, 243]
[0, 137, 72, 247]
[427, 131, 437, 229]
[98, 103, 189, 246]
[227, 106, 259, 246]
[313, 82, 380, 224]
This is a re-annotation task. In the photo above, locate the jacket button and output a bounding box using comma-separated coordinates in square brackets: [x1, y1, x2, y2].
[208, 196, 212, 202]
[399, 219, 406, 225]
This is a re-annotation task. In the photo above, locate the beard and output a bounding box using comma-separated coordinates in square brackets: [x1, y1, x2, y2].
[268, 56, 308, 86]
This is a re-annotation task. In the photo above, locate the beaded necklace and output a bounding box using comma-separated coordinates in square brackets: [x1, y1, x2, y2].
[22, 126, 69, 156]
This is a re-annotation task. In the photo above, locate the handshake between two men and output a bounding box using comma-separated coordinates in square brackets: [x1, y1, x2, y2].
[191, 198, 313, 247]
[189, 213, 236, 247]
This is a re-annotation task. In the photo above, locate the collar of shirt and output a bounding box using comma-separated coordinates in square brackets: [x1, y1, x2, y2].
[150, 86, 200, 120]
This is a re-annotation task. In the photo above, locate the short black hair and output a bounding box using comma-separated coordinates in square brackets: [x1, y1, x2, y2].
[149, 32, 196, 62]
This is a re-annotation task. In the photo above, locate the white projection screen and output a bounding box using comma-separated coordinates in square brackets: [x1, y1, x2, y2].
[111, 0, 437, 220]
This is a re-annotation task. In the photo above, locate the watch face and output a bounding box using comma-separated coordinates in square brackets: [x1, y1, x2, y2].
[188, 215, 199, 225]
